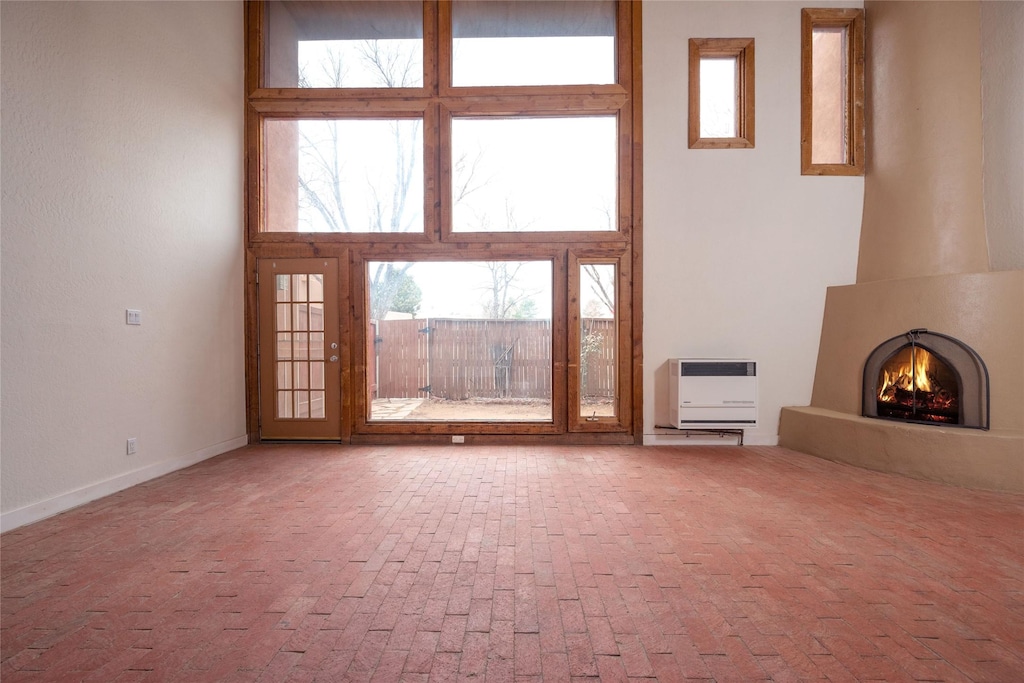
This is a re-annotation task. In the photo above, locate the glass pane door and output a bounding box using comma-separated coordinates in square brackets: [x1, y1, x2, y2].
[258, 258, 341, 439]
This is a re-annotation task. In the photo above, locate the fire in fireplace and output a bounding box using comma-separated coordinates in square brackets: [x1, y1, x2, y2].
[877, 345, 959, 423]
[862, 329, 989, 429]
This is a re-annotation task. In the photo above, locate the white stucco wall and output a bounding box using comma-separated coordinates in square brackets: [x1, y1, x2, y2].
[643, 1, 864, 444]
[981, 1, 1024, 272]
[1, 1, 246, 530]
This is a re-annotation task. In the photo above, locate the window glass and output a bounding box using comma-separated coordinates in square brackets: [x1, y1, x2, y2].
[273, 272, 327, 420]
[264, 118, 424, 233]
[699, 57, 738, 138]
[452, 0, 615, 86]
[810, 27, 848, 164]
[579, 263, 616, 419]
[452, 117, 616, 232]
[368, 261, 553, 422]
[264, 0, 423, 88]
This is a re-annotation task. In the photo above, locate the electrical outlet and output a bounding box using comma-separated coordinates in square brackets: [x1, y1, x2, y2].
[451, 435, 465, 444]
[126, 438, 137, 455]
[126, 309, 142, 325]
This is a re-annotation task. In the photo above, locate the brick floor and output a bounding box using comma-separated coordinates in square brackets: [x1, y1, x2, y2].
[2, 444, 1022, 681]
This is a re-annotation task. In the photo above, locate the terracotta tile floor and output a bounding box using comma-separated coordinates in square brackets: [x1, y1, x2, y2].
[2, 445, 1022, 682]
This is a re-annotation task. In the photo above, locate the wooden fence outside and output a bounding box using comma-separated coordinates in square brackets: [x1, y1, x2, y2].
[371, 318, 615, 401]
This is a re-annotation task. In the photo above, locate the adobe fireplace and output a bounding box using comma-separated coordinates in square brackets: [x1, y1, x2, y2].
[779, 3, 1022, 493]
[862, 329, 989, 429]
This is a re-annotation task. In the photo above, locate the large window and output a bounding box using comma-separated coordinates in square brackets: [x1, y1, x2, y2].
[367, 260, 553, 422]
[245, 1, 641, 442]
[264, 118, 425, 233]
[451, 117, 617, 233]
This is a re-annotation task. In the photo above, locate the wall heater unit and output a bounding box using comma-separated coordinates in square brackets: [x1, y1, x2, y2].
[669, 359, 757, 429]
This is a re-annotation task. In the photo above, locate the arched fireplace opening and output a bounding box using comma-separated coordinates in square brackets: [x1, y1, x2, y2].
[862, 330, 989, 429]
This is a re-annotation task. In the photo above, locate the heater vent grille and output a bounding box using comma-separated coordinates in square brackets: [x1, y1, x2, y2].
[679, 361, 755, 377]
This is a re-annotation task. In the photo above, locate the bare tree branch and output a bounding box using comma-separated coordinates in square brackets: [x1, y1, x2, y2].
[582, 264, 615, 315]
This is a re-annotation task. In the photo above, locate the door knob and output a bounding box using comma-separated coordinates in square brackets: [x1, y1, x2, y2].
[329, 355, 339, 362]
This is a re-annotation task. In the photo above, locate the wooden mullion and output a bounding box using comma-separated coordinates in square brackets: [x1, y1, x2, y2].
[249, 242, 349, 260]
[443, 92, 628, 117]
[248, 98, 431, 116]
[437, 0, 453, 96]
[358, 244, 566, 262]
[254, 241, 594, 262]
[249, 87, 430, 101]
[551, 251, 570, 434]
[424, 1, 440, 97]
[425, 101, 443, 243]
[615, 0, 630, 87]
[566, 253, 583, 431]
[244, 249, 260, 442]
[350, 254, 370, 432]
[615, 252, 633, 433]
[441, 230, 630, 247]
[617, 93, 633, 238]
[615, 0, 635, 237]
[244, 1, 263, 96]
[245, 105, 262, 244]
[438, 104, 454, 243]
[339, 249, 354, 443]
[629, 0, 644, 444]
[251, 231, 435, 246]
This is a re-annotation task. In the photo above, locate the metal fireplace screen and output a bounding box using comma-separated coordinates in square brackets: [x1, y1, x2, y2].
[862, 329, 989, 429]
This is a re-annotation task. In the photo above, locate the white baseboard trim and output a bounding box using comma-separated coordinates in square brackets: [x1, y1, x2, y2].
[643, 431, 779, 447]
[1, 435, 249, 534]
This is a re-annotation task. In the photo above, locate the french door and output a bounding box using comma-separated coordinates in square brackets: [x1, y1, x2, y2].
[258, 258, 341, 439]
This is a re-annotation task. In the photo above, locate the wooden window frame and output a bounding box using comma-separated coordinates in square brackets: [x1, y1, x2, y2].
[568, 253, 631, 433]
[688, 38, 755, 150]
[800, 8, 865, 175]
[243, 1, 644, 445]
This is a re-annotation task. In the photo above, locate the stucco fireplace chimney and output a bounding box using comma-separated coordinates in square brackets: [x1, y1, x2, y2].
[779, 1, 1024, 492]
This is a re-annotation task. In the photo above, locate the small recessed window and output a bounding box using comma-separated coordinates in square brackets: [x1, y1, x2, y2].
[801, 8, 865, 175]
[688, 38, 755, 149]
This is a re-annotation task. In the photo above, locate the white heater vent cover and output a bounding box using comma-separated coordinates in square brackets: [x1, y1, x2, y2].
[668, 359, 757, 429]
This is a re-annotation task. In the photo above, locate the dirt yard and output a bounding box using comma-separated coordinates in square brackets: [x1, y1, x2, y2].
[403, 398, 615, 421]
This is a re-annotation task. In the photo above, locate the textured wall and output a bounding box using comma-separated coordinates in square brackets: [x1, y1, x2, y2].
[643, 1, 865, 444]
[857, 1, 989, 283]
[981, 1, 1024, 271]
[1, 1, 246, 528]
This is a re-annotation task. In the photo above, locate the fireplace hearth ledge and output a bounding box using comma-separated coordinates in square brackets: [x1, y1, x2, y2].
[779, 406, 1024, 493]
